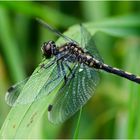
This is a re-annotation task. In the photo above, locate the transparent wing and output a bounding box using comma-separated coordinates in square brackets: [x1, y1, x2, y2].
[48, 64, 100, 124]
[5, 59, 62, 106]
[10, 59, 75, 106]
[14, 63, 63, 105]
[80, 24, 103, 62]
[5, 59, 48, 106]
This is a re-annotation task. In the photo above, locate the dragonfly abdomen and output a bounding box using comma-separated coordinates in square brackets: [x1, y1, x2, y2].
[77, 52, 140, 84]
[101, 63, 140, 84]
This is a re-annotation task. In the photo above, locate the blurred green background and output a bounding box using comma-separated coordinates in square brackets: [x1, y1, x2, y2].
[0, 1, 140, 139]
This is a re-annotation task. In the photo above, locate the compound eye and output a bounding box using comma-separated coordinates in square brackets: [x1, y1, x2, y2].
[41, 41, 52, 58]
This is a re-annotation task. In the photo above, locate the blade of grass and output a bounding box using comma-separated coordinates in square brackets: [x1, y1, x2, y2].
[73, 107, 82, 139]
[85, 13, 140, 37]
[0, 6, 25, 82]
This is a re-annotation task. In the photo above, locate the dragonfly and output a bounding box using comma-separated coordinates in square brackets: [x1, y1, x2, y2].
[5, 18, 140, 124]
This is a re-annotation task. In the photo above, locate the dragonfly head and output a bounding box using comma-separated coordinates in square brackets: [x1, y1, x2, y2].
[41, 41, 57, 58]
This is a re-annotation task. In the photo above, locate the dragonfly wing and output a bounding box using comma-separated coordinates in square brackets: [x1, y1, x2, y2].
[36, 18, 77, 44]
[80, 24, 103, 62]
[5, 59, 60, 106]
[15, 62, 61, 105]
[35, 59, 76, 101]
[14, 59, 74, 105]
[48, 64, 100, 124]
[34, 62, 64, 101]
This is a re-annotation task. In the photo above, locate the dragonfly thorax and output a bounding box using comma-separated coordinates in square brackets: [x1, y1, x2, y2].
[41, 41, 58, 58]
